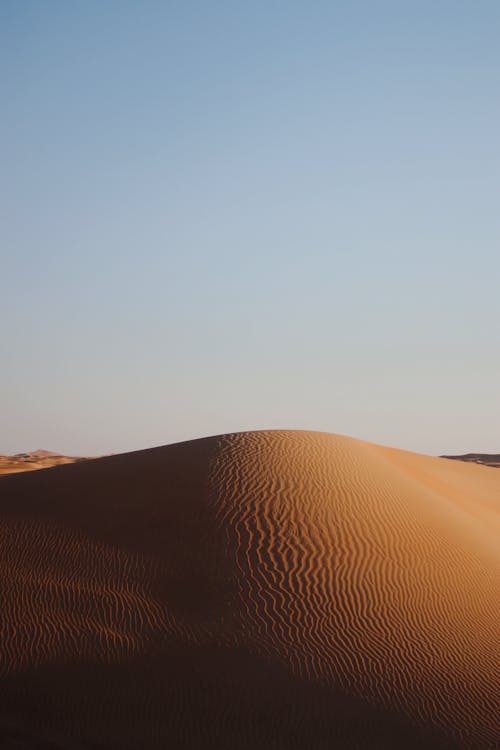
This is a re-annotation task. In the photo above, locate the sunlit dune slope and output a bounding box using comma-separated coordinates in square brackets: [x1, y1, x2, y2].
[0, 431, 498, 749]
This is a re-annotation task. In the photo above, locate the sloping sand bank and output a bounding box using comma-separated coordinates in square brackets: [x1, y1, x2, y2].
[1, 431, 498, 749]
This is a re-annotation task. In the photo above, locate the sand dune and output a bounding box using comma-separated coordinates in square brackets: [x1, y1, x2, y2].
[0, 450, 88, 476]
[0, 430, 498, 749]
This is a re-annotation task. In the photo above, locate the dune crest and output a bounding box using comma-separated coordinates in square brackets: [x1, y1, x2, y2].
[0, 430, 498, 748]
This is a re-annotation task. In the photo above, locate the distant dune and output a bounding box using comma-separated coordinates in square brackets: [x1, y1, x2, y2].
[442, 452, 500, 468]
[0, 450, 88, 476]
[0, 431, 498, 749]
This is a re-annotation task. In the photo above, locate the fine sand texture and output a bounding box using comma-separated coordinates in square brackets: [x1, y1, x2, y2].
[0, 431, 498, 749]
[0, 450, 88, 476]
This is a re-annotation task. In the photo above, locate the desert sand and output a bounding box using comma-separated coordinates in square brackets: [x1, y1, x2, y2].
[0, 430, 498, 749]
[0, 450, 88, 476]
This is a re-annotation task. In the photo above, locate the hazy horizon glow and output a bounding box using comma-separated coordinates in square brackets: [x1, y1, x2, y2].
[2, 1, 499, 456]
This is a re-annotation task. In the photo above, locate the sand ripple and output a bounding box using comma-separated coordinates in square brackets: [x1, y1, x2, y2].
[0, 431, 498, 748]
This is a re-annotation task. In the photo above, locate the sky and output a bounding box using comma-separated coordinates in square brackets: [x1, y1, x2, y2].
[1, 1, 499, 456]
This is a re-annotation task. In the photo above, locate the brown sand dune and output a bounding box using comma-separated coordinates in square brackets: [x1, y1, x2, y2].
[0, 450, 88, 476]
[0, 430, 498, 749]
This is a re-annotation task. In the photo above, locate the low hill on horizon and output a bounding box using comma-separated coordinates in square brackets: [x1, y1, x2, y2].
[0, 450, 89, 476]
[0, 430, 498, 749]
[441, 452, 500, 468]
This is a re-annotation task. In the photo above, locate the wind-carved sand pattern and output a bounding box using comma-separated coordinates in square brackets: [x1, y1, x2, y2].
[0, 431, 498, 749]
[210, 432, 500, 748]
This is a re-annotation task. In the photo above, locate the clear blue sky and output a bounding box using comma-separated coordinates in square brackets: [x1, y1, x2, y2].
[1, 1, 499, 456]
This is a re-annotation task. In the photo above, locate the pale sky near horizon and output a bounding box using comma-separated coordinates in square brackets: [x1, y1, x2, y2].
[1, 1, 499, 456]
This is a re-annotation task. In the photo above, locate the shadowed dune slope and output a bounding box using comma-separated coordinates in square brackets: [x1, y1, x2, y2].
[0, 430, 498, 749]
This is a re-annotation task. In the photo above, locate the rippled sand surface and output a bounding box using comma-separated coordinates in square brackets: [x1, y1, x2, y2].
[1, 431, 498, 749]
